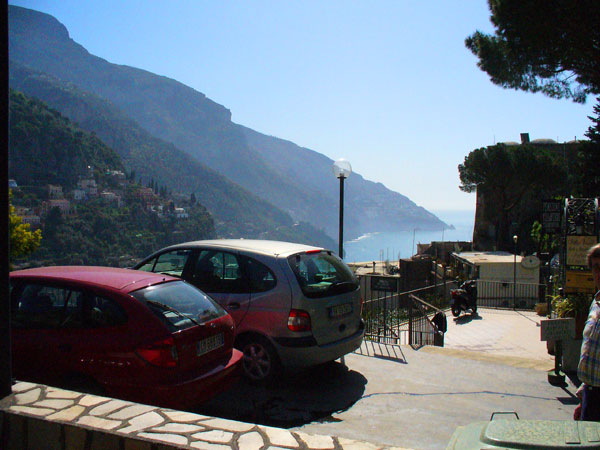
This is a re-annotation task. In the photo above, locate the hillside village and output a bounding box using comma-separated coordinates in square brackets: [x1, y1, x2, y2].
[10, 169, 191, 231]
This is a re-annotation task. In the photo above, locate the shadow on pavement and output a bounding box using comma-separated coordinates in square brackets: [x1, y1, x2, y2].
[454, 313, 483, 325]
[193, 360, 367, 428]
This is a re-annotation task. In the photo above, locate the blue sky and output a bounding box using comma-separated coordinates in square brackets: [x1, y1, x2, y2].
[9, 0, 596, 212]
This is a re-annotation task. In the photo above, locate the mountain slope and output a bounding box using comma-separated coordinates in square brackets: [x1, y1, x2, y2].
[240, 125, 445, 236]
[9, 62, 335, 249]
[9, 5, 446, 239]
[9, 89, 218, 266]
[9, 89, 122, 188]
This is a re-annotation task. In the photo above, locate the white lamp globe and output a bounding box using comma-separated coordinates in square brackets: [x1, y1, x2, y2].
[333, 159, 352, 179]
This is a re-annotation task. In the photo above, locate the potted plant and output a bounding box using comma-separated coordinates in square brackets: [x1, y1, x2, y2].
[552, 293, 592, 337]
[550, 293, 593, 371]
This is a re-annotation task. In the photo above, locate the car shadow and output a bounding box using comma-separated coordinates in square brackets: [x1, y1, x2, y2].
[193, 360, 367, 428]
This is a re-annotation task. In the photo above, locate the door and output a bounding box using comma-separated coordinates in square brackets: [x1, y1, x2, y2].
[11, 282, 82, 385]
[187, 249, 251, 327]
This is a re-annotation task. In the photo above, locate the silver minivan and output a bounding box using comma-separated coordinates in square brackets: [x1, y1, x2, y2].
[134, 239, 365, 381]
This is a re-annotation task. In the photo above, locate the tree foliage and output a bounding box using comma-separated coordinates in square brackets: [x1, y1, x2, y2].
[586, 98, 600, 143]
[466, 0, 600, 103]
[9, 90, 123, 188]
[9, 192, 42, 267]
[459, 144, 566, 251]
[574, 98, 600, 196]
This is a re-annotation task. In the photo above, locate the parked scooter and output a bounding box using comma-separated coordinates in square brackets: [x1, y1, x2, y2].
[450, 279, 477, 317]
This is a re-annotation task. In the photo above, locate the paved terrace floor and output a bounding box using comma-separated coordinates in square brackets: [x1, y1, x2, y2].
[0, 308, 578, 450]
[291, 308, 575, 450]
[442, 307, 555, 369]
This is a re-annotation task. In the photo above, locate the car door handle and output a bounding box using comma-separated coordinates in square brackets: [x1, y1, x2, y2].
[58, 343, 72, 352]
[227, 302, 241, 310]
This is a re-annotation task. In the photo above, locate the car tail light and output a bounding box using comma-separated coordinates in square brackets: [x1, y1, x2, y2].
[288, 309, 311, 332]
[136, 336, 178, 367]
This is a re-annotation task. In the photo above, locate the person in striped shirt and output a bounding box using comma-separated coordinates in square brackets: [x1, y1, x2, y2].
[577, 243, 600, 421]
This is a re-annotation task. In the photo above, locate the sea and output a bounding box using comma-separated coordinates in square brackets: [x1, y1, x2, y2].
[343, 209, 475, 263]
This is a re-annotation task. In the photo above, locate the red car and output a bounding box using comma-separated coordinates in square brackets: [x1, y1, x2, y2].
[10, 266, 242, 409]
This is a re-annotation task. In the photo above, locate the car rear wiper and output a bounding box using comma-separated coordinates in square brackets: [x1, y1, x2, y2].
[327, 281, 358, 294]
[146, 300, 200, 326]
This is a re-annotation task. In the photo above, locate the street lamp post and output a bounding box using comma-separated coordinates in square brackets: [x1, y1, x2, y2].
[513, 235, 518, 309]
[333, 159, 352, 259]
[412, 228, 420, 257]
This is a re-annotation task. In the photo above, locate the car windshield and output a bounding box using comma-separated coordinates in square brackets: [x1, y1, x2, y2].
[288, 251, 358, 298]
[130, 281, 226, 331]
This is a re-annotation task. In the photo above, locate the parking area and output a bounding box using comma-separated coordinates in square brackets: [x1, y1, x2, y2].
[195, 308, 578, 450]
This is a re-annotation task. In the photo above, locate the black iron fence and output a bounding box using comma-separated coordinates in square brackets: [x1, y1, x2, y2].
[358, 273, 547, 350]
[359, 275, 451, 348]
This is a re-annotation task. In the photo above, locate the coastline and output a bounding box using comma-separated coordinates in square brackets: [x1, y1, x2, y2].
[343, 209, 475, 263]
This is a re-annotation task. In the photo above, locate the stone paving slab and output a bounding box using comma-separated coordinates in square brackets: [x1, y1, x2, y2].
[442, 308, 555, 368]
[0, 381, 413, 450]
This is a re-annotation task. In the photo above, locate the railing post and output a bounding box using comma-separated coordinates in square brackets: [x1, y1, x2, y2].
[408, 294, 413, 346]
[545, 282, 551, 318]
[383, 292, 388, 341]
[1, 1, 12, 399]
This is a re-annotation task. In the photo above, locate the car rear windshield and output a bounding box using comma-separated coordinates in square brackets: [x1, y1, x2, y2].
[130, 281, 226, 331]
[288, 251, 359, 298]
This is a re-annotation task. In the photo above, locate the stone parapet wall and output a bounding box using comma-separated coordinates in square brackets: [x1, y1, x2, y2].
[1, 381, 407, 450]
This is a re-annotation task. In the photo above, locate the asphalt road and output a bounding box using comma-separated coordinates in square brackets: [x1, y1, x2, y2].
[195, 309, 578, 450]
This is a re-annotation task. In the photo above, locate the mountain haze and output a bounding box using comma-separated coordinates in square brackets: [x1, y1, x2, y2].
[8, 63, 313, 240]
[8, 89, 218, 266]
[9, 5, 446, 240]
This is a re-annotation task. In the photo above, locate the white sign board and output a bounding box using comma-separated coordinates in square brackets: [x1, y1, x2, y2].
[540, 318, 576, 341]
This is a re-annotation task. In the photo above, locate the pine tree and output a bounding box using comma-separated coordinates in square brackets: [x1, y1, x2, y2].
[585, 99, 600, 143]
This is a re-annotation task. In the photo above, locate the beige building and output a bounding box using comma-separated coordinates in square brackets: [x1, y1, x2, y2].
[452, 251, 541, 307]
[42, 199, 71, 215]
[100, 191, 122, 207]
[77, 179, 98, 196]
[47, 184, 63, 199]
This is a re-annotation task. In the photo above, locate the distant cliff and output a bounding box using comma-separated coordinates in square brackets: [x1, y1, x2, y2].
[9, 5, 446, 240]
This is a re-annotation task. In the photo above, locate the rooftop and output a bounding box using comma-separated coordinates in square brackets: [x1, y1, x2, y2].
[453, 251, 523, 265]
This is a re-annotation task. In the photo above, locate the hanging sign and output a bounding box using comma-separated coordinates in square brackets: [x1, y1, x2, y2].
[566, 236, 598, 267]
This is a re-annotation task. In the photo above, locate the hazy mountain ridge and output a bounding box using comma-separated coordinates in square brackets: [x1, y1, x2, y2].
[9, 5, 446, 240]
[240, 126, 443, 236]
[9, 62, 336, 249]
[8, 89, 218, 267]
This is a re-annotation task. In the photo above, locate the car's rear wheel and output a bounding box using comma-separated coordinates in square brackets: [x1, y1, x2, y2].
[237, 335, 280, 383]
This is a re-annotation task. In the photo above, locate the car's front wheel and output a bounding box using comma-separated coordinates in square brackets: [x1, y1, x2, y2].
[237, 335, 280, 383]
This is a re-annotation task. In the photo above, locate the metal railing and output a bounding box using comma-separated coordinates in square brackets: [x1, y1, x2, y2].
[359, 276, 450, 348]
[358, 273, 546, 351]
[475, 279, 546, 310]
[408, 293, 446, 348]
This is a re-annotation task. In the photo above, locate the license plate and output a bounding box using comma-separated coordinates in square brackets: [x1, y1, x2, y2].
[330, 303, 352, 318]
[196, 333, 224, 356]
